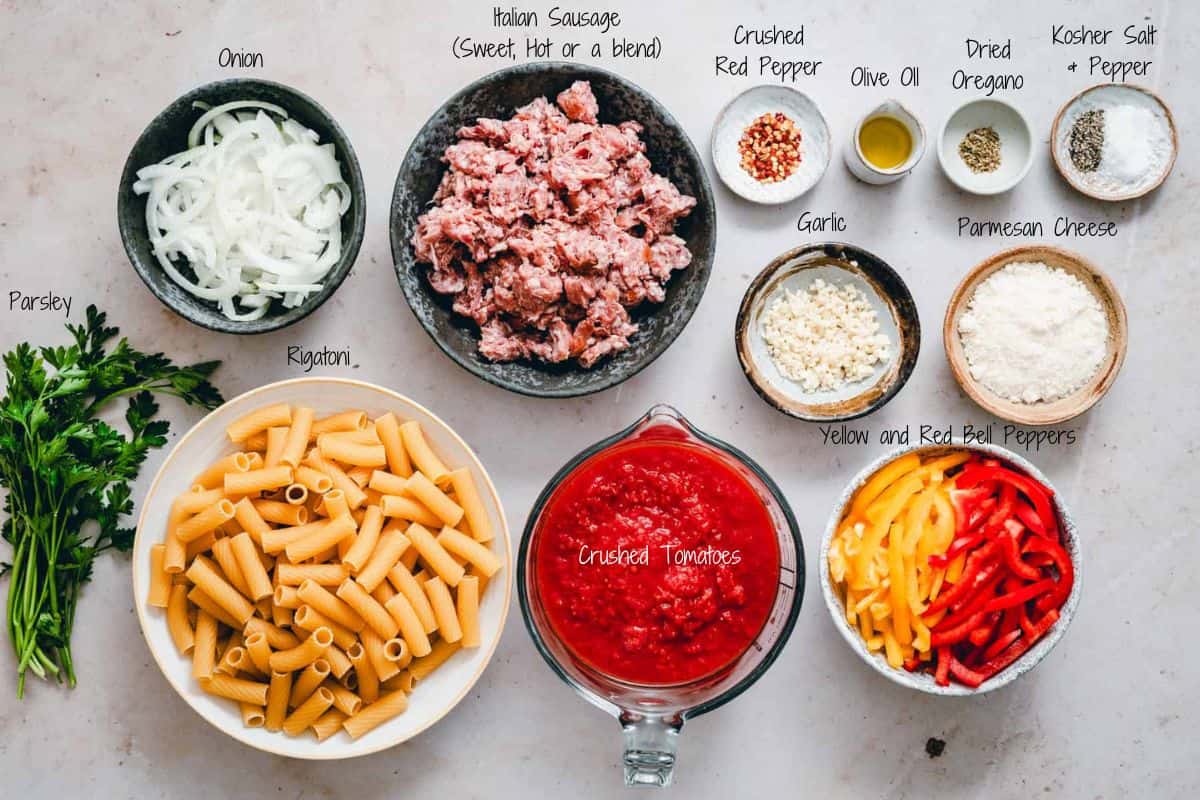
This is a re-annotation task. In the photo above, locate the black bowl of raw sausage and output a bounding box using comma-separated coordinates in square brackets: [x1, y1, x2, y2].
[391, 62, 716, 398]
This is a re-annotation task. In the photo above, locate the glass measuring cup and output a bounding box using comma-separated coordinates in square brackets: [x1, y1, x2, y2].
[518, 405, 805, 787]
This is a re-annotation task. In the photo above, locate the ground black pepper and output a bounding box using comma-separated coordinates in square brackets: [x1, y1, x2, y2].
[1068, 109, 1105, 173]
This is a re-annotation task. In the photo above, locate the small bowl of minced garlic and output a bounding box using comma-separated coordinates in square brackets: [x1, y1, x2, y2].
[943, 245, 1129, 425]
[735, 243, 921, 422]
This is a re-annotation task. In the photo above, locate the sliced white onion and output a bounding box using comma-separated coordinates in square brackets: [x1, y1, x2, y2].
[133, 101, 349, 320]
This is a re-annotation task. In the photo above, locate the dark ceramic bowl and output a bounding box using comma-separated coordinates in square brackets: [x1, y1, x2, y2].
[391, 62, 716, 398]
[735, 243, 920, 422]
[118, 79, 366, 334]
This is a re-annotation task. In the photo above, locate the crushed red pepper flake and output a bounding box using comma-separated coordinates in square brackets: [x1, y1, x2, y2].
[738, 112, 803, 183]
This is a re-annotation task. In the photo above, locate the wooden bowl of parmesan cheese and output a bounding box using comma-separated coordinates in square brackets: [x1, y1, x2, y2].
[735, 242, 920, 422]
[944, 245, 1128, 426]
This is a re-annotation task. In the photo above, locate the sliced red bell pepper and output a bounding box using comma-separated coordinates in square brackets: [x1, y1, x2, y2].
[1023, 551, 1055, 569]
[983, 578, 1054, 614]
[903, 656, 921, 672]
[932, 567, 1004, 638]
[1018, 605, 1036, 637]
[948, 654, 987, 689]
[980, 484, 1017, 537]
[927, 533, 984, 568]
[1023, 535, 1074, 613]
[982, 627, 1023, 661]
[968, 613, 1000, 647]
[978, 609, 1060, 680]
[958, 464, 1057, 538]
[1000, 521, 1043, 582]
[923, 544, 999, 617]
[1014, 500, 1048, 538]
[931, 611, 987, 647]
[935, 646, 951, 686]
[949, 486, 992, 536]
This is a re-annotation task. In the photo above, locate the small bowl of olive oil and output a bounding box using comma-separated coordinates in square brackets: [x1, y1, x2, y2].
[845, 100, 926, 185]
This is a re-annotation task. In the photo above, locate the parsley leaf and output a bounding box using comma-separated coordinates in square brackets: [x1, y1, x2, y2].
[0, 305, 223, 697]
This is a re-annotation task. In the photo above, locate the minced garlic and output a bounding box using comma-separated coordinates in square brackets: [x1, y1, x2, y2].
[760, 278, 891, 392]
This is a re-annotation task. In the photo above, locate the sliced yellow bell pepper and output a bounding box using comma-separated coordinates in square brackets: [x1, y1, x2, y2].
[832, 450, 975, 669]
[879, 620, 903, 669]
[916, 451, 972, 481]
[855, 474, 923, 579]
[887, 521, 911, 646]
[848, 453, 921, 519]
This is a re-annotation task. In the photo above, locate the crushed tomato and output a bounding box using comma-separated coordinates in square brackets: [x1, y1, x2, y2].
[533, 438, 780, 685]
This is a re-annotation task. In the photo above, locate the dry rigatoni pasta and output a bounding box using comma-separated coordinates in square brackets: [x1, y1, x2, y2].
[399, 421, 449, 485]
[175, 498, 236, 543]
[405, 471, 463, 527]
[280, 407, 314, 468]
[384, 593, 432, 657]
[387, 562, 438, 634]
[230, 532, 273, 601]
[186, 555, 255, 625]
[188, 586, 240, 628]
[194, 452, 253, 490]
[456, 576, 481, 648]
[166, 584, 194, 654]
[290, 658, 331, 707]
[297, 579, 366, 632]
[448, 468, 494, 542]
[192, 609, 219, 679]
[240, 703, 266, 729]
[355, 528, 411, 593]
[423, 576, 463, 644]
[294, 465, 333, 494]
[362, 627, 400, 682]
[276, 562, 348, 587]
[326, 681, 363, 715]
[243, 616, 300, 650]
[379, 494, 442, 528]
[374, 412, 412, 478]
[264, 426, 288, 467]
[227, 403, 292, 443]
[201, 673, 269, 705]
[244, 631, 272, 674]
[286, 514, 356, 563]
[342, 690, 408, 739]
[405, 523, 465, 587]
[336, 579, 399, 640]
[437, 526, 503, 577]
[253, 499, 308, 526]
[148, 544, 171, 607]
[147, 401, 503, 743]
[269, 627, 333, 672]
[347, 642, 379, 704]
[342, 505, 384, 574]
[294, 605, 358, 650]
[311, 708, 349, 741]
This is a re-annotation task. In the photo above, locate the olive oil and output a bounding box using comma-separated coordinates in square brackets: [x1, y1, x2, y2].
[859, 116, 913, 170]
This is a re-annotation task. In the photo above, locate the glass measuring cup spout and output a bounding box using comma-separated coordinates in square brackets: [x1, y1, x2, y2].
[519, 404, 805, 787]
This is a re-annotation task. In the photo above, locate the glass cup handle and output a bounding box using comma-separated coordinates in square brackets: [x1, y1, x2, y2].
[620, 711, 682, 787]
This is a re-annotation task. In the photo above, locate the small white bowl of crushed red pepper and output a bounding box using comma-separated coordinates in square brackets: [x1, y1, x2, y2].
[711, 85, 831, 204]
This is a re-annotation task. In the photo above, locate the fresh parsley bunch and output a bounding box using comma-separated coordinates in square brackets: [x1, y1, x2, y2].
[0, 306, 222, 697]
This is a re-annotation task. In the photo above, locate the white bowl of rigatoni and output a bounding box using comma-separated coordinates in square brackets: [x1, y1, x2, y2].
[133, 377, 511, 758]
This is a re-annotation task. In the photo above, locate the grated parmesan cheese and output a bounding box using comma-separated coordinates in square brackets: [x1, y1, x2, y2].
[958, 261, 1108, 404]
[760, 278, 891, 392]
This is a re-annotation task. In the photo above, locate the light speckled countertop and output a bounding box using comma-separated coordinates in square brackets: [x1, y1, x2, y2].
[2, 1, 1197, 796]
